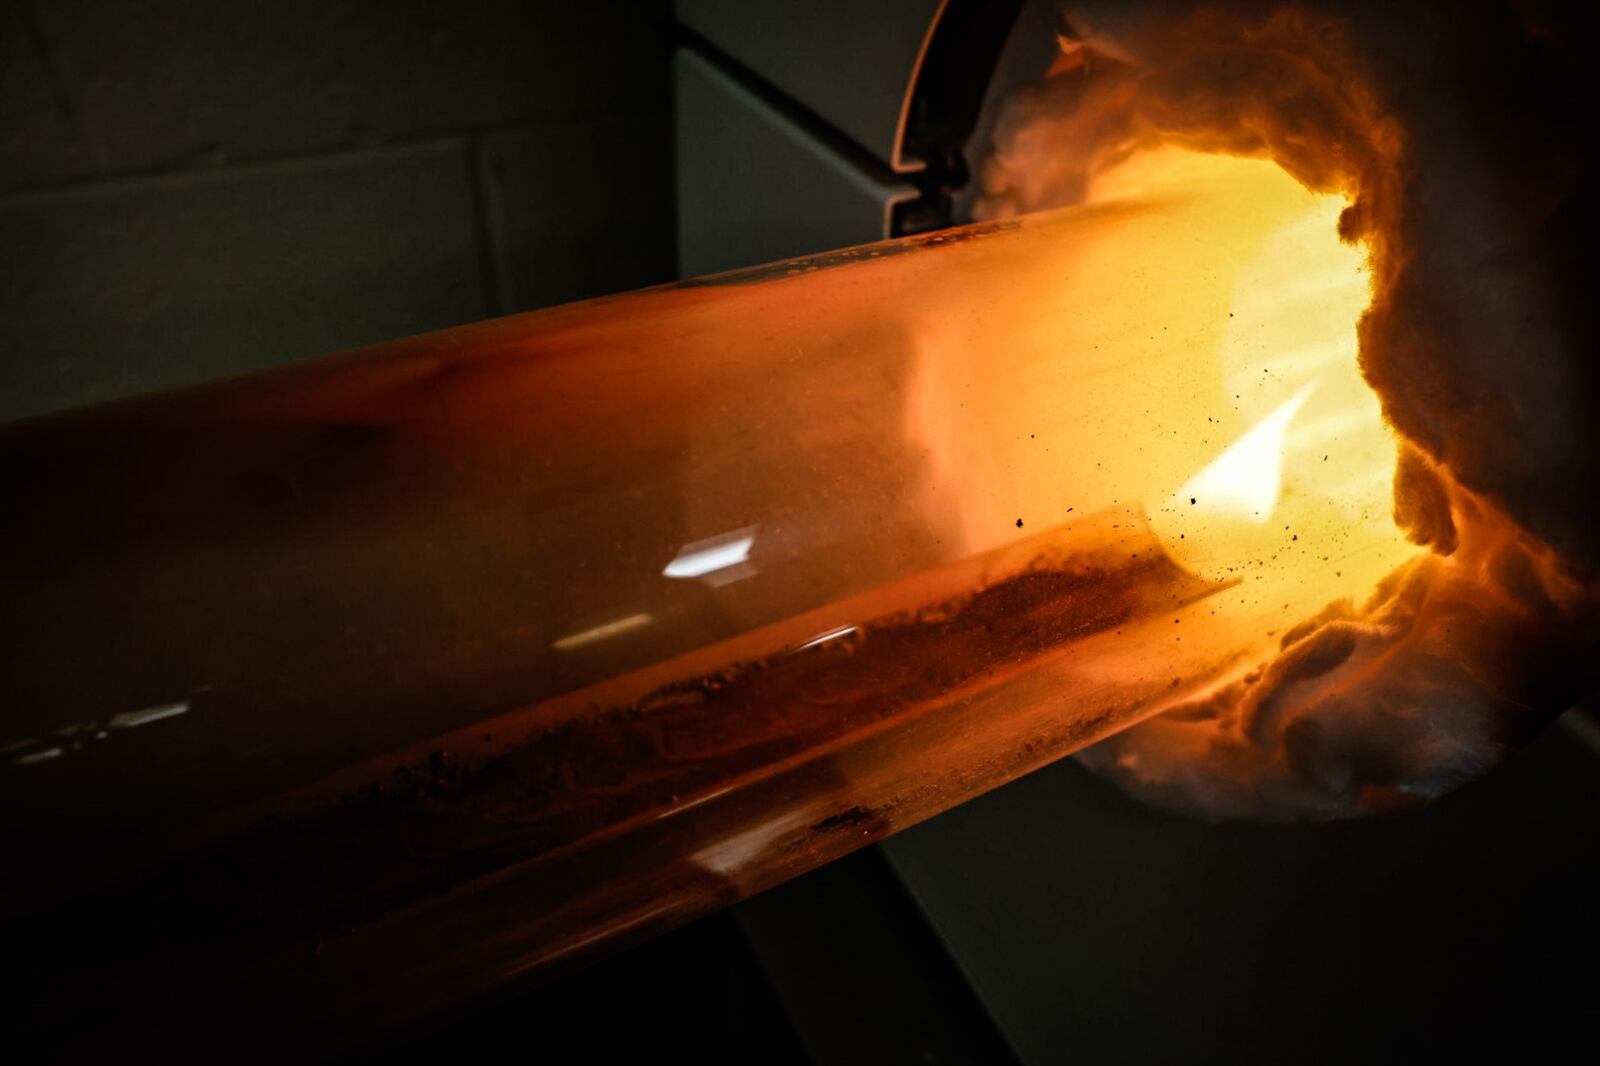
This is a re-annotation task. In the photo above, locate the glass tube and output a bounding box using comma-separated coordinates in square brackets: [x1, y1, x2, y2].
[0, 150, 1415, 1057]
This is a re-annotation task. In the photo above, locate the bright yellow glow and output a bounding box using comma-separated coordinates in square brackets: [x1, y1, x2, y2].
[909, 145, 1416, 623]
[1129, 149, 1416, 603]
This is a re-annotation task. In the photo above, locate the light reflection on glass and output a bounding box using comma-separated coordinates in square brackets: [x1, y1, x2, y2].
[15, 747, 63, 766]
[551, 612, 654, 652]
[662, 526, 758, 586]
[110, 701, 191, 729]
[795, 625, 858, 652]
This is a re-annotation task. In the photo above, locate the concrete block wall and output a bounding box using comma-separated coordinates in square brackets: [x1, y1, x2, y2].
[0, 0, 675, 421]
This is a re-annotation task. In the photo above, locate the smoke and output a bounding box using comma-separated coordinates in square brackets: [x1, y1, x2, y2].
[977, 0, 1600, 819]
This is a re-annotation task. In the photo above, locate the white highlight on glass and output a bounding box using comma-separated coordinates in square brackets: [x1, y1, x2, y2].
[553, 612, 655, 651]
[110, 701, 191, 729]
[663, 526, 759, 586]
[797, 625, 858, 652]
[15, 747, 63, 766]
[1170, 383, 1317, 522]
[692, 810, 812, 876]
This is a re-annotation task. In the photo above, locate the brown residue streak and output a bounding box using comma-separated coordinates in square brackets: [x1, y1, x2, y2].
[15, 537, 1201, 982]
[676, 219, 1024, 287]
[811, 806, 878, 834]
[350, 551, 1175, 867]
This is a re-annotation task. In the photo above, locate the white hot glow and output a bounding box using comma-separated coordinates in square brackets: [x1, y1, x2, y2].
[1169, 383, 1316, 523]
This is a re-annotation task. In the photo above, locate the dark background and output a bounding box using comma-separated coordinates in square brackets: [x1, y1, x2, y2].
[0, 0, 675, 421]
[4, 3, 1599, 1063]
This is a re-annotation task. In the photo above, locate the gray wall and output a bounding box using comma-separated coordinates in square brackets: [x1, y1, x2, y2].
[0, 0, 675, 422]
